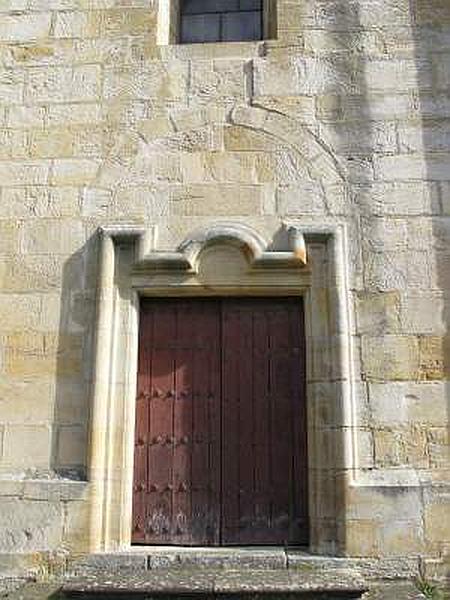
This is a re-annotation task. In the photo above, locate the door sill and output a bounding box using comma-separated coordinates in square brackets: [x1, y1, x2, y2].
[124, 545, 311, 569]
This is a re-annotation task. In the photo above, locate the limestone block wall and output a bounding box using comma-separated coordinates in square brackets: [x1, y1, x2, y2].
[0, 0, 448, 571]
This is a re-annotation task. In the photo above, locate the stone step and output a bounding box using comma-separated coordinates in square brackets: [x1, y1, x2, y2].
[52, 551, 430, 600]
[2, 578, 437, 600]
[74, 548, 288, 571]
[59, 567, 367, 599]
[70, 550, 418, 580]
[58, 594, 364, 599]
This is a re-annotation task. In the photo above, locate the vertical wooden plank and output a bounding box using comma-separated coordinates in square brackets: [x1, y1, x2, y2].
[133, 298, 223, 546]
[207, 300, 222, 545]
[235, 302, 254, 543]
[191, 302, 208, 544]
[288, 298, 308, 544]
[221, 301, 241, 544]
[252, 303, 272, 542]
[132, 303, 152, 543]
[191, 299, 221, 544]
[172, 300, 194, 544]
[220, 297, 307, 546]
[269, 301, 294, 543]
[147, 301, 176, 543]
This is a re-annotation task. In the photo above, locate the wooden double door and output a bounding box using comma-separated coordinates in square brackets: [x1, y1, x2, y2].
[132, 297, 308, 546]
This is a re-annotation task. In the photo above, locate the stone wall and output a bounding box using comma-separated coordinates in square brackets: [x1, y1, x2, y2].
[0, 0, 449, 575]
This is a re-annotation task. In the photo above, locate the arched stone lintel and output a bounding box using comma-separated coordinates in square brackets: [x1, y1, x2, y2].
[100, 221, 307, 272]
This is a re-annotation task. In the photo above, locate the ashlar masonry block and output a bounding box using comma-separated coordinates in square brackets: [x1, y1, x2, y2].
[368, 381, 448, 426]
[27, 66, 101, 104]
[21, 220, 85, 255]
[2, 424, 51, 470]
[0, 499, 63, 552]
[424, 496, 450, 545]
[361, 335, 420, 381]
[0, 13, 51, 43]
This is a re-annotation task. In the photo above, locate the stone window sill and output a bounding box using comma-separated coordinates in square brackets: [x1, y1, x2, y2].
[159, 40, 267, 60]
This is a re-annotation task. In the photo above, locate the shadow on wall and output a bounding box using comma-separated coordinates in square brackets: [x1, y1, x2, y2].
[312, 0, 450, 558]
[408, 0, 450, 565]
[314, 0, 375, 555]
[50, 233, 100, 480]
[328, 0, 450, 559]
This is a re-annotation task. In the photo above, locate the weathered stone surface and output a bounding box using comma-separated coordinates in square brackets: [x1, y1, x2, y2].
[355, 182, 439, 216]
[61, 567, 367, 596]
[0, 379, 53, 423]
[362, 582, 428, 599]
[373, 426, 429, 468]
[189, 59, 250, 106]
[0, 13, 51, 42]
[3, 576, 444, 600]
[56, 426, 86, 468]
[375, 154, 450, 182]
[277, 182, 328, 215]
[0, 255, 82, 293]
[0, 161, 49, 186]
[51, 159, 100, 186]
[368, 382, 448, 426]
[254, 56, 354, 97]
[424, 497, 450, 544]
[27, 66, 101, 103]
[103, 61, 188, 102]
[361, 335, 420, 381]
[355, 292, 401, 334]
[21, 220, 85, 255]
[167, 183, 266, 216]
[0, 499, 63, 552]
[418, 336, 450, 380]
[2, 425, 51, 470]
[0, 187, 80, 219]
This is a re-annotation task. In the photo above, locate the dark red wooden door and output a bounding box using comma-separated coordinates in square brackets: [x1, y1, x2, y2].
[132, 297, 307, 546]
[132, 299, 221, 545]
[221, 298, 307, 545]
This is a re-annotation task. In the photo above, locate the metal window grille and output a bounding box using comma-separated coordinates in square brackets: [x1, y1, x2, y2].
[180, 0, 263, 44]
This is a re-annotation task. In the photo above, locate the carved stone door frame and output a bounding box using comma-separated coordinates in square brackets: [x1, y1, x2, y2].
[87, 221, 357, 555]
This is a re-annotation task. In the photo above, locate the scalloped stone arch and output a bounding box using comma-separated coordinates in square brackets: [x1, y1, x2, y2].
[179, 221, 268, 264]
[132, 220, 306, 272]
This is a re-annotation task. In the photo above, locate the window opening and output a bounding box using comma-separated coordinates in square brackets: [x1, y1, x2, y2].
[180, 0, 264, 44]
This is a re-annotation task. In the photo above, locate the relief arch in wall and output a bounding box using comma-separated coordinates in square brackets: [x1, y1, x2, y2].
[93, 103, 346, 220]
